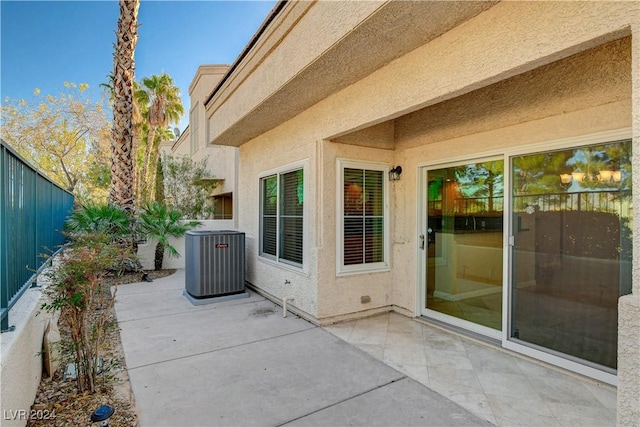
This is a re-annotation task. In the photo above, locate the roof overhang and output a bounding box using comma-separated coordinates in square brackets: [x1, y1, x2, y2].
[205, 0, 496, 147]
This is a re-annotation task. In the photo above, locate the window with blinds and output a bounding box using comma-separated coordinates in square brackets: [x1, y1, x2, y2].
[260, 168, 304, 268]
[338, 161, 389, 274]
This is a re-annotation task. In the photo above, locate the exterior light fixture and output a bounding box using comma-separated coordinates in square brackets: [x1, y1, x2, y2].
[598, 170, 622, 183]
[91, 405, 115, 426]
[612, 170, 622, 182]
[561, 169, 622, 185]
[389, 166, 402, 181]
[571, 172, 586, 183]
[598, 170, 613, 182]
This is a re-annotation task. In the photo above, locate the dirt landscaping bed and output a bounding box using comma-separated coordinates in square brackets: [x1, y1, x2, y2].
[27, 269, 175, 427]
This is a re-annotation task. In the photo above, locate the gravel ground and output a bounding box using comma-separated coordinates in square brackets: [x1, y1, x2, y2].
[27, 269, 176, 427]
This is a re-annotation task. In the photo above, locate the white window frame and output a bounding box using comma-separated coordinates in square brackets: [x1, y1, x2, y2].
[259, 160, 308, 272]
[336, 159, 390, 275]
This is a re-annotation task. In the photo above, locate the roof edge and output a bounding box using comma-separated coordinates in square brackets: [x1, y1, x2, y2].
[204, 0, 288, 106]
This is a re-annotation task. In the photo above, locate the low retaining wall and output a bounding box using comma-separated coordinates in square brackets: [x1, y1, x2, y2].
[137, 220, 236, 270]
[0, 284, 53, 427]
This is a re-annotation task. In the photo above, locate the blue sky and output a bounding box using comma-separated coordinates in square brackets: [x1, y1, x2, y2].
[1, 0, 277, 132]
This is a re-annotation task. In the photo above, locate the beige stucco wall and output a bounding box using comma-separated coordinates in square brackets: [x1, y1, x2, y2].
[316, 142, 394, 320]
[618, 15, 640, 427]
[235, 1, 635, 319]
[137, 220, 236, 270]
[207, 1, 385, 144]
[314, 37, 631, 320]
[319, 1, 633, 141]
[189, 66, 237, 197]
[213, 0, 638, 421]
[389, 37, 632, 313]
[238, 126, 319, 317]
[166, 66, 239, 221]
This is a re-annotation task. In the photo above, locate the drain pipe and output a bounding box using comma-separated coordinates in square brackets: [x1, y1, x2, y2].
[282, 296, 294, 318]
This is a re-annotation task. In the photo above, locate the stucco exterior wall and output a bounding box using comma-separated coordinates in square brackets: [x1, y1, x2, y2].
[164, 66, 239, 220]
[207, 1, 386, 143]
[190, 66, 237, 197]
[235, 2, 635, 318]
[312, 37, 631, 321]
[617, 16, 640, 427]
[238, 126, 319, 317]
[209, 0, 638, 421]
[389, 37, 631, 313]
[618, 294, 640, 426]
[315, 142, 394, 320]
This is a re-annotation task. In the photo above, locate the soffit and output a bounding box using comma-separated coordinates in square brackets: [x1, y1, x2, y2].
[206, 0, 496, 147]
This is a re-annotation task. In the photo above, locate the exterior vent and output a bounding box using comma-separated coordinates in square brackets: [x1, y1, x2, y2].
[185, 230, 246, 298]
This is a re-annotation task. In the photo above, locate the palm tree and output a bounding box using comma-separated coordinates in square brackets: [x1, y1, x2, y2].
[109, 0, 140, 214]
[65, 203, 133, 239]
[103, 75, 147, 200]
[138, 202, 200, 270]
[137, 74, 184, 205]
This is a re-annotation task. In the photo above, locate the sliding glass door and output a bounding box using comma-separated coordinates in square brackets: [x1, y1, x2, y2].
[419, 135, 631, 377]
[422, 159, 504, 335]
[510, 139, 632, 371]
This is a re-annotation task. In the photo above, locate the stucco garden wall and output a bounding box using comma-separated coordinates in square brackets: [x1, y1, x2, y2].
[137, 220, 235, 271]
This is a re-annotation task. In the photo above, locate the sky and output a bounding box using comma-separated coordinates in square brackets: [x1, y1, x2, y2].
[0, 0, 277, 133]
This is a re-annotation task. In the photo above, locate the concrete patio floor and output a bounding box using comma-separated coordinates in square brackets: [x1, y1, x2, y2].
[324, 314, 617, 426]
[114, 270, 616, 426]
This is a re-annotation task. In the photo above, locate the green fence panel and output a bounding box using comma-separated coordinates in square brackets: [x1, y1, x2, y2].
[1, 139, 74, 331]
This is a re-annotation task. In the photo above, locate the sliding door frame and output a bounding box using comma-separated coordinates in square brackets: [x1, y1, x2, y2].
[415, 128, 630, 386]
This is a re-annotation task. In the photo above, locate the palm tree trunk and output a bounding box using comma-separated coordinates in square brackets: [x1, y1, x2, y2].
[139, 125, 157, 205]
[154, 241, 164, 271]
[148, 139, 162, 200]
[132, 130, 139, 207]
[109, 0, 140, 214]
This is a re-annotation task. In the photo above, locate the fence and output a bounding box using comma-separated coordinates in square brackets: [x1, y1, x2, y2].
[1, 139, 74, 331]
[429, 189, 630, 216]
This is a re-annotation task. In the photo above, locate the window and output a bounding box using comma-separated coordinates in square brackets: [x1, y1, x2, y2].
[211, 193, 233, 220]
[260, 167, 304, 268]
[189, 104, 198, 155]
[338, 160, 389, 274]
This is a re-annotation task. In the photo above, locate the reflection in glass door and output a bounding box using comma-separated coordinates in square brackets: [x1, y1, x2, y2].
[510, 140, 632, 370]
[424, 160, 504, 332]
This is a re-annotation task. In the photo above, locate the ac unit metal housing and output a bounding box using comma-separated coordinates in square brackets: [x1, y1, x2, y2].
[185, 230, 246, 298]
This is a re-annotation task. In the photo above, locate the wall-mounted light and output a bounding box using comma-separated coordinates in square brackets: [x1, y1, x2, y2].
[389, 166, 403, 181]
